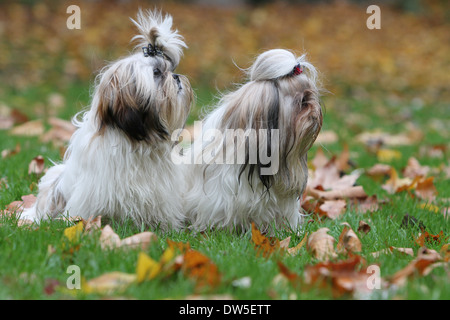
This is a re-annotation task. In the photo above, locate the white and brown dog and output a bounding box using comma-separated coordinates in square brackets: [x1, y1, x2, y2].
[182, 49, 322, 232]
[22, 10, 193, 230]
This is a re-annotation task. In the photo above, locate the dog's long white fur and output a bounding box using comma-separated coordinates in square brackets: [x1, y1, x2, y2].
[183, 49, 322, 232]
[21, 10, 192, 230]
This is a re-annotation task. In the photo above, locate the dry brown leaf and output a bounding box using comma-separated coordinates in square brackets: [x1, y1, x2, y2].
[84, 272, 136, 295]
[4, 194, 37, 216]
[315, 130, 338, 145]
[414, 177, 438, 202]
[382, 168, 413, 194]
[99, 225, 157, 251]
[9, 120, 44, 136]
[28, 155, 45, 175]
[357, 220, 371, 235]
[319, 200, 346, 220]
[389, 247, 442, 286]
[182, 249, 221, 289]
[366, 163, 392, 179]
[307, 185, 367, 200]
[414, 231, 446, 247]
[371, 247, 414, 258]
[351, 195, 381, 214]
[287, 233, 308, 256]
[251, 222, 281, 257]
[307, 228, 337, 261]
[1, 143, 21, 159]
[311, 147, 329, 170]
[82, 216, 102, 234]
[337, 223, 362, 254]
[302, 255, 373, 298]
[403, 157, 430, 179]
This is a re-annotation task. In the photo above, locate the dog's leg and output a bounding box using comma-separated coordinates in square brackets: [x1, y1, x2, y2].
[21, 164, 66, 222]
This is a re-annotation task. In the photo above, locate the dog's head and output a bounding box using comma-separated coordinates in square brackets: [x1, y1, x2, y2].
[220, 49, 323, 193]
[94, 10, 193, 144]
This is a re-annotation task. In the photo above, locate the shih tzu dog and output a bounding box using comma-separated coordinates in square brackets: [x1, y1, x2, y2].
[181, 49, 322, 232]
[22, 10, 193, 230]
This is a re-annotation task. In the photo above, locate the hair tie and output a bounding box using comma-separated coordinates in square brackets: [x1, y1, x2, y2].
[292, 64, 303, 76]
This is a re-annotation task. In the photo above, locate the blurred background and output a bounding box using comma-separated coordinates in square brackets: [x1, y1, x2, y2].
[0, 0, 449, 140]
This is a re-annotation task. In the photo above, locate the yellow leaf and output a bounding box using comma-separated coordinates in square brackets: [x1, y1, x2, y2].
[160, 246, 176, 264]
[287, 233, 308, 256]
[63, 222, 84, 243]
[419, 202, 440, 213]
[377, 148, 402, 162]
[136, 252, 161, 282]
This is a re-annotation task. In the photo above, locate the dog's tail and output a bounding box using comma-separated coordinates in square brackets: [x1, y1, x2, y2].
[131, 9, 187, 70]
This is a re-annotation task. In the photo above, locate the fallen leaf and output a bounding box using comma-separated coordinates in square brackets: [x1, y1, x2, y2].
[414, 231, 446, 247]
[377, 148, 402, 162]
[389, 247, 442, 286]
[136, 252, 162, 282]
[307, 185, 367, 200]
[337, 223, 362, 254]
[382, 168, 413, 194]
[99, 225, 157, 251]
[371, 247, 414, 258]
[84, 272, 136, 295]
[1, 143, 21, 159]
[319, 200, 346, 219]
[63, 222, 84, 243]
[414, 177, 437, 202]
[9, 119, 44, 136]
[28, 155, 45, 175]
[403, 157, 430, 179]
[351, 195, 381, 213]
[307, 228, 338, 261]
[182, 249, 221, 289]
[287, 233, 308, 256]
[4, 194, 37, 215]
[440, 243, 450, 262]
[82, 215, 102, 234]
[251, 222, 281, 257]
[366, 163, 392, 179]
[357, 220, 371, 235]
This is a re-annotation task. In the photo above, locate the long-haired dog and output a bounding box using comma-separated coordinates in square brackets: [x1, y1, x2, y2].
[22, 10, 193, 230]
[182, 49, 322, 232]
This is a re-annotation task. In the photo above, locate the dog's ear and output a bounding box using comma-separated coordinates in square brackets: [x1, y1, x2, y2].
[96, 71, 169, 143]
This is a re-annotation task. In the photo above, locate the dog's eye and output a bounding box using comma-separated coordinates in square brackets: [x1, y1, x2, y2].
[153, 68, 162, 77]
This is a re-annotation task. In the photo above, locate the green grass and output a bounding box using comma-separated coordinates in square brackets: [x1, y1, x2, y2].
[0, 83, 449, 300]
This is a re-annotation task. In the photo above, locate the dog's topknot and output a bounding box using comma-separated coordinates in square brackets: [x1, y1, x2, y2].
[131, 9, 187, 69]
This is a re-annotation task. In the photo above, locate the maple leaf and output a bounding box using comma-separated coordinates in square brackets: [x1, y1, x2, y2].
[251, 222, 281, 257]
[181, 249, 221, 289]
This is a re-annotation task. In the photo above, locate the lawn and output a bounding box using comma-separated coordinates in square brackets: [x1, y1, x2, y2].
[0, 80, 448, 300]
